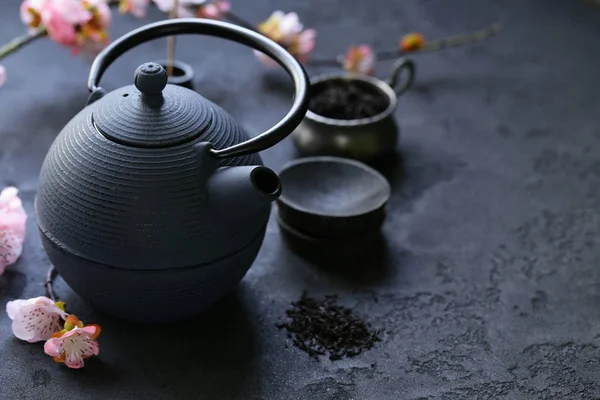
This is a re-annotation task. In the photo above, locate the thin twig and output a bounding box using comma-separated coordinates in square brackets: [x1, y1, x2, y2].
[223, 11, 502, 67]
[44, 266, 59, 302]
[0, 4, 501, 73]
[415, 21, 503, 54]
[309, 22, 504, 67]
[0, 28, 47, 61]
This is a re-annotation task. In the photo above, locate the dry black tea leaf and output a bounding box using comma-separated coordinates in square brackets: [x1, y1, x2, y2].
[309, 80, 389, 120]
[277, 291, 381, 361]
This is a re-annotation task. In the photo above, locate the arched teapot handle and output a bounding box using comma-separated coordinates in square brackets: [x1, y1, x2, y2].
[87, 18, 310, 159]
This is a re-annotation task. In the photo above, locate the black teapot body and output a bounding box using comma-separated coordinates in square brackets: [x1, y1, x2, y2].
[35, 19, 309, 322]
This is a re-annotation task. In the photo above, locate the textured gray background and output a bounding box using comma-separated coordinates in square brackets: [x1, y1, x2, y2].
[1, 0, 600, 399]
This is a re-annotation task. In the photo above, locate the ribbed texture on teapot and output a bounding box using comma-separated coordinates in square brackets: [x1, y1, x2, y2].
[35, 98, 265, 270]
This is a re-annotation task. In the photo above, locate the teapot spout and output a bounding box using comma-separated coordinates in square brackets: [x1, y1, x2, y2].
[207, 165, 282, 221]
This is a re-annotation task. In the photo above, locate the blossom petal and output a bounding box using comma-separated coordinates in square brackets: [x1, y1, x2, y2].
[41, 3, 81, 47]
[199, 4, 218, 18]
[268, 10, 284, 21]
[343, 45, 375, 75]
[44, 326, 101, 369]
[297, 29, 316, 55]
[278, 12, 302, 38]
[44, 337, 63, 357]
[85, 324, 101, 339]
[0, 65, 5, 88]
[217, 0, 230, 12]
[0, 230, 24, 274]
[39, 0, 111, 54]
[0, 187, 19, 207]
[9, 303, 65, 342]
[20, 0, 47, 29]
[257, 11, 315, 64]
[5, 299, 29, 320]
[0, 187, 27, 273]
[6, 297, 67, 342]
[120, 0, 149, 18]
[41, 0, 91, 26]
[94, 0, 112, 28]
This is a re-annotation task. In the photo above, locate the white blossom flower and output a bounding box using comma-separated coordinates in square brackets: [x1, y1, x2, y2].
[6, 296, 67, 342]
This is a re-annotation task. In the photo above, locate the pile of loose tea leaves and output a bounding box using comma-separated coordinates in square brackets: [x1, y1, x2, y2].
[309, 81, 389, 120]
[277, 291, 381, 361]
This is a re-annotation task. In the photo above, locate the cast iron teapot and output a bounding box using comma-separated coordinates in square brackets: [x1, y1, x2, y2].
[34, 19, 310, 323]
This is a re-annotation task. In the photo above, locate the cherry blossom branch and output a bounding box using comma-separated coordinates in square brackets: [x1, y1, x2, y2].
[309, 22, 503, 66]
[0, 1, 504, 86]
[0, 0, 120, 62]
[223, 10, 502, 68]
[0, 28, 46, 61]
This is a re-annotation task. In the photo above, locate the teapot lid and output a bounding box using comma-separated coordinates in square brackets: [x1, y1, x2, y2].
[92, 62, 213, 148]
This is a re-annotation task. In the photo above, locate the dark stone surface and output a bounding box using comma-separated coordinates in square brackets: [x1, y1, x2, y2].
[1, 0, 600, 398]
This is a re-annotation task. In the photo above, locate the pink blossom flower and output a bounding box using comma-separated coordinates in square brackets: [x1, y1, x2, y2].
[6, 296, 67, 342]
[20, 0, 48, 31]
[196, 0, 230, 19]
[44, 315, 101, 369]
[258, 11, 301, 46]
[0, 65, 6, 88]
[40, 0, 91, 48]
[292, 29, 316, 63]
[343, 45, 375, 75]
[76, 0, 112, 50]
[35, 0, 111, 55]
[119, 0, 150, 18]
[0, 187, 28, 274]
[255, 11, 316, 65]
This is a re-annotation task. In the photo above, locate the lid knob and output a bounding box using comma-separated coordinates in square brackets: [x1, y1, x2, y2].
[134, 62, 168, 96]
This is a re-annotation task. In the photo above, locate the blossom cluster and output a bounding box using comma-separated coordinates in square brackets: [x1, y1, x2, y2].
[254, 11, 316, 66]
[0, 0, 232, 87]
[0, 0, 428, 88]
[20, 0, 112, 55]
[7, 298, 102, 369]
[0, 187, 101, 369]
[16, 0, 230, 56]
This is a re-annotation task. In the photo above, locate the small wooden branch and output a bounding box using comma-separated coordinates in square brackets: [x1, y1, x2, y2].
[44, 266, 59, 302]
[0, 28, 47, 61]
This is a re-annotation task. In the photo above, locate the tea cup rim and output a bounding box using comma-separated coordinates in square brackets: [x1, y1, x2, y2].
[276, 155, 391, 219]
[305, 73, 397, 126]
